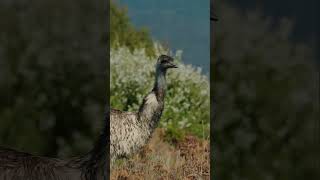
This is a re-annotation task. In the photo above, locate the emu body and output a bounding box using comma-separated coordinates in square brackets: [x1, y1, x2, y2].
[110, 92, 163, 161]
[110, 55, 177, 162]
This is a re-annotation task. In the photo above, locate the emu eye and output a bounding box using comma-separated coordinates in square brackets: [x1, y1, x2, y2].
[162, 59, 169, 63]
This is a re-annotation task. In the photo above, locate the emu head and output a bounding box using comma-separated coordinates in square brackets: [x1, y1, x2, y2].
[156, 55, 177, 71]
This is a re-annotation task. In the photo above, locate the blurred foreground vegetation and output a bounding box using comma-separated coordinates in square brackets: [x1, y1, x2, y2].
[0, 0, 107, 157]
[212, 1, 319, 179]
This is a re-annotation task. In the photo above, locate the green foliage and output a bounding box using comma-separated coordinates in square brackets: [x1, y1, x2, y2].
[111, 46, 210, 140]
[111, 1, 155, 57]
[212, 2, 319, 179]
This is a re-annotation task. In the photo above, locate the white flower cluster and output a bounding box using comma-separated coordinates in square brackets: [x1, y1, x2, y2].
[111, 44, 210, 138]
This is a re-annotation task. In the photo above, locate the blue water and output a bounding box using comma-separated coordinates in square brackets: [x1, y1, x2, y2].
[118, 0, 210, 74]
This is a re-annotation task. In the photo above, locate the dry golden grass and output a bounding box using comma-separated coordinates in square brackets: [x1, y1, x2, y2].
[111, 128, 210, 180]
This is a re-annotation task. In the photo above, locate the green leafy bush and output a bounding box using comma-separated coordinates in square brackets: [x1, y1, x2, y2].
[111, 45, 210, 140]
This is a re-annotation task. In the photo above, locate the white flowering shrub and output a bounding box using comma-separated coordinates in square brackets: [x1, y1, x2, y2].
[111, 45, 210, 140]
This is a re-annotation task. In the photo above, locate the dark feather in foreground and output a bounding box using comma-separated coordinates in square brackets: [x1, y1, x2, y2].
[0, 110, 109, 180]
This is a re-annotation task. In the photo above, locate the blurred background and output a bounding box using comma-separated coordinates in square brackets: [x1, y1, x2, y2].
[0, 0, 108, 157]
[211, 0, 319, 179]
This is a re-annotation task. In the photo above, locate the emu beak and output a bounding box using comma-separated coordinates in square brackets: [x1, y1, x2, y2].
[169, 63, 178, 68]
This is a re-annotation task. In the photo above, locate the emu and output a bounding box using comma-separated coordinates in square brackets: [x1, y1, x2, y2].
[110, 55, 177, 162]
[0, 110, 109, 180]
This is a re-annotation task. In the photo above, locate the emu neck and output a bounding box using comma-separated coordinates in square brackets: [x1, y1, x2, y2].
[138, 68, 167, 132]
[153, 68, 167, 100]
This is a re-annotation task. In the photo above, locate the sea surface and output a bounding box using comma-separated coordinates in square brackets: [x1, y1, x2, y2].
[119, 0, 210, 74]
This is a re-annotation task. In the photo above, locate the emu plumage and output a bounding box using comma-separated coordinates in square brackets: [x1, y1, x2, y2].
[110, 55, 177, 162]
